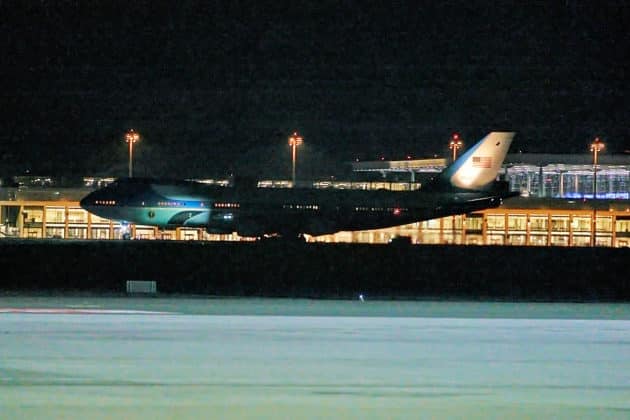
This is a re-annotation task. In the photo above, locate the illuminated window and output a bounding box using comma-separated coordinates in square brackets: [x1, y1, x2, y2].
[214, 203, 240, 208]
[571, 216, 591, 232]
[596, 216, 612, 233]
[551, 216, 570, 232]
[529, 216, 548, 232]
[487, 233, 505, 245]
[68, 209, 86, 223]
[572, 236, 591, 247]
[486, 215, 505, 230]
[616, 218, 630, 234]
[46, 208, 65, 223]
[507, 215, 527, 231]
[465, 215, 483, 231]
[530, 235, 548, 246]
[422, 219, 441, 230]
[508, 234, 526, 245]
[550, 235, 569, 246]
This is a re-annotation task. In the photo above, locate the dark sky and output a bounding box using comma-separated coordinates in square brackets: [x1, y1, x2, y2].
[2, 1, 629, 179]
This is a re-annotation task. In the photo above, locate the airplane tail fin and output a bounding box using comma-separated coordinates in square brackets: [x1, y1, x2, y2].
[425, 132, 515, 192]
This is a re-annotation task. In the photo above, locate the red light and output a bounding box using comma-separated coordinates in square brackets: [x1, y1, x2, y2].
[453, 133, 459, 140]
[393, 208, 401, 215]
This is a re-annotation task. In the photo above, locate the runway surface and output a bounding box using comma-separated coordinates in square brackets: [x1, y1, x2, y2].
[1, 298, 629, 419]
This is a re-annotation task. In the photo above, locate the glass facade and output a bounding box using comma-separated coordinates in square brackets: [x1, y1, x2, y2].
[352, 155, 630, 199]
[507, 166, 630, 199]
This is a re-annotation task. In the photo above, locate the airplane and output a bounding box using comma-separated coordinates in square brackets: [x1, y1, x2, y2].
[80, 132, 516, 240]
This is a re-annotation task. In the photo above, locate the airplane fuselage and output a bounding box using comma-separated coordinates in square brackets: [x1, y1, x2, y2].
[80, 132, 516, 238]
[80, 178, 503, 237]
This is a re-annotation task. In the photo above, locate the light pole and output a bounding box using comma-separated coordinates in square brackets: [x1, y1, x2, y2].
[590, 137, 604, 246]
[125, 129, 140, 177]
[448, 133, 463, 243]
[590, 137, 604, 199]
[449, 133, 463, 162]
[288, 132, 303, 186]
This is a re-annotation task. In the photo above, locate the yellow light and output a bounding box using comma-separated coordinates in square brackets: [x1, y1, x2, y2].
[590, 137, 604, 152]
[288, 131, 303, 186]
[288, 132, 303, 146]
[449, 134, 463, 161]
[125, 129, 140, 143]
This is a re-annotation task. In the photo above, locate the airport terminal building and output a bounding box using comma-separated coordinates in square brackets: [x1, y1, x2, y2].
[351, 153, 630, 200]
[1, 153, 629, 247]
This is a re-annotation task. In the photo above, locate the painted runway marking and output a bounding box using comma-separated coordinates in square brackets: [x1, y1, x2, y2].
[0, 308, 174, 315]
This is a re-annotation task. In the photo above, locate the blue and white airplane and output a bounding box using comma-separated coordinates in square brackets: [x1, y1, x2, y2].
[80, 132, 516, 239]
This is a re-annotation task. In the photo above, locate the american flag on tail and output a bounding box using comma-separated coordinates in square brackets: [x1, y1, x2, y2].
[472, 156, 492, 168]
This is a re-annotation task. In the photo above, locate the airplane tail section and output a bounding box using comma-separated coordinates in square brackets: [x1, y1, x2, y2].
[427, 132, 515, 192]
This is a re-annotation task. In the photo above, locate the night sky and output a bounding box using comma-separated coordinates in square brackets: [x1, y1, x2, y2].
[2, 1, 629, 179]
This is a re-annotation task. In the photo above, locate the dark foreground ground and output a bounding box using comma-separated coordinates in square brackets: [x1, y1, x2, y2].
[1, 239, 629, 301]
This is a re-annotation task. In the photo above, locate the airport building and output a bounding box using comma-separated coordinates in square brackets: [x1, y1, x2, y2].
[352, 153, 630, 200]
[1, 153, 629, 246]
